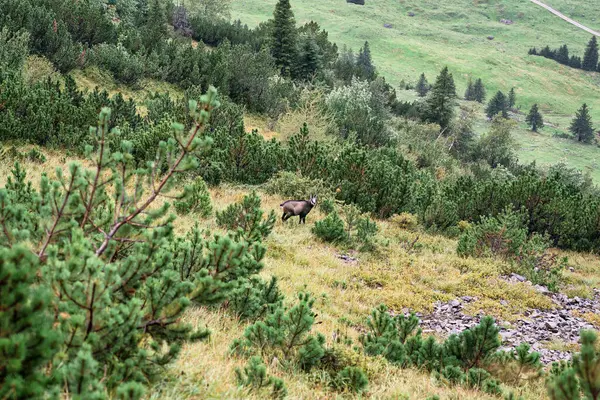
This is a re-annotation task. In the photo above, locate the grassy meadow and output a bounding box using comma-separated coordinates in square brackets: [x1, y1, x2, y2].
[232, 0, 600, 180]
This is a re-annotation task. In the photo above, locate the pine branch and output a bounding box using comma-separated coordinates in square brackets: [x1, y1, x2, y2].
[38, 168, 79, 259]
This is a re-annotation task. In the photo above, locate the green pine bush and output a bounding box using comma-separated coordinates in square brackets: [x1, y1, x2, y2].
[231, 292, 326, 371]
[228, 276, 284, 322]
[334, 366, 369, 394]
[312, 211, 347, 243]
[0, 247, 61, 400]
[174, 176, 213, 217]
[216, 191, 276, 241]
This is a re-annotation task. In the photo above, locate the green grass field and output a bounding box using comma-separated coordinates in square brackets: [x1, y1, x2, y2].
[232, 0, 600, 178]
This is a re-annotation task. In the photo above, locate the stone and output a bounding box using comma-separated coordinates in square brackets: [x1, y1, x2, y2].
[487, 35, 495, 40]
[384, 23, 393, 28]
[408, 12, 415, 17]
[511, 273, 527, 282]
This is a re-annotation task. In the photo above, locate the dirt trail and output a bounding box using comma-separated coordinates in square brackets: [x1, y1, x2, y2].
[529, 0, 600, 37]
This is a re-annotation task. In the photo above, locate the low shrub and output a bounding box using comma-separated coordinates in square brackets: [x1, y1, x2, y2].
[174, 176, 212, 217]
[390, 212, 419, 231]
[312, 211, 346, 243]
[216, 191, 276, 241]
[457, 208, 566, 291]
[264, 170, 333, 202]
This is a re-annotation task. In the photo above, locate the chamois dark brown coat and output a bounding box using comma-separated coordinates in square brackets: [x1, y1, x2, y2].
[280, 195, 317, 224]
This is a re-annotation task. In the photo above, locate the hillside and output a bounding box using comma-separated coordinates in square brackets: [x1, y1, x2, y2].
[232, 0, 600, 180]
[4, 0, 600, 399]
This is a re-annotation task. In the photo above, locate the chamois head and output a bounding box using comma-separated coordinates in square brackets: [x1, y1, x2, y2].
[309, 195, 318, 206]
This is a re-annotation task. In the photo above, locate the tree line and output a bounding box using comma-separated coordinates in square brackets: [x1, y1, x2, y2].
[529, 36, 599, 72]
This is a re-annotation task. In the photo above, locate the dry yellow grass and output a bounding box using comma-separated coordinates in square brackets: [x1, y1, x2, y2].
[4, 151, 600, 399]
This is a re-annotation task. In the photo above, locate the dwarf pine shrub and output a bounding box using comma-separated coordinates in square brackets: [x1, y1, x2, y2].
[458, 207, 566, 291]
[359, 305, 511, 396]
[313, 211, 347, 243]
[174, 176, 213, 217]
[0, 88, 280, 398]
[547, 330, 600, 400]
[216, 191, 276, 241]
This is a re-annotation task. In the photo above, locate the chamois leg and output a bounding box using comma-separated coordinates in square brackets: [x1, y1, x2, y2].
[282, 212, 287, 222]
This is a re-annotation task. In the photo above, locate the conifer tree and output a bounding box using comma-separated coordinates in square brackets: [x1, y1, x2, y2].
[464, 78, 474, 101]
[582, 36, 599, 71]
[271, 0, 297, 76]
[0, 247, 61, 399]
[526, 104, 544, 132]
[547, 330, 600, 400]
[486, 91, 508, 119]
[0, 87, 275, 397]
[356, 41, 376, 81]
[416, 73, 430, 97]
[508, 87, 516, 109]
[556, 44, 570, 65]
[143, 0, 168, 52]
[296, 34, 321, 80]
[425, 66, 457, 130]
[570, 103, 595, 143]
[472, 78, 486, 103]
[570, 55, 583, 69]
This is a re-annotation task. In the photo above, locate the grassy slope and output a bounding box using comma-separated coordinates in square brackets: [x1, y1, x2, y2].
[4, 152, 600, 398]
[231, 0, 600, 180]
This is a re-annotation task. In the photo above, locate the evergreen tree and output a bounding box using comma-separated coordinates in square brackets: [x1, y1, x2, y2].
[547, 330, 600, 400]
[556, 44, 570, 65]
[334, 46, 356, 83]
[464, 78, 474, 101]
[526, 104, 544, 132]
[416, 73, 430, 97]
[0, 247, 61, 399]
[486, 91, 508, 119]
[271, 0, 297, 76]
[451, 105, 476, 159]
[296, 34, 321, 80]
[570, 55, 582, 69]
[425, 66, 457, 130]
[508, 87, 516, 109]
[582, 36, 599, 71]
[475, 115, 517, 168]
[570, 103, 595, 143]
[473, 78, 486, 103]
[143, 0, 168, 52]
[356, 41, 376, 81]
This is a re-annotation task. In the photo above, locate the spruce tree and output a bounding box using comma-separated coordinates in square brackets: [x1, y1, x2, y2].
[473, 78, 486, 103]
[570, 55, 583, 69]
[570, 103, 595, 143]
[271, 0, 297, 76]
[464, 78, 474, 101]
[143, 0, 168, 52]
[416, 73, 430, 97]
[296, 34, 321, 81]
[526, 104, 544, 132]
[356, 41, 376, 81]
[582, 36, 599, 71]
[486, 91, 508, 119]
[425, 66, 457, 130]
[508, 87, 516, 109]
[556, 44, 570, 65]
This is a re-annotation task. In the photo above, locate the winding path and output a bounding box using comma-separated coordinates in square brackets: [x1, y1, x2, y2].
[529, 0, 600, 37]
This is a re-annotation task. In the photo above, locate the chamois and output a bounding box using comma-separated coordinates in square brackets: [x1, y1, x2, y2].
[280, 195, 317, 224]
